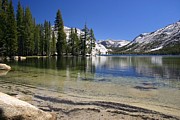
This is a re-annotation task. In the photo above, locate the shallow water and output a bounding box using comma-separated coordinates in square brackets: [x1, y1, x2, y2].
[1, 55, 180, 114]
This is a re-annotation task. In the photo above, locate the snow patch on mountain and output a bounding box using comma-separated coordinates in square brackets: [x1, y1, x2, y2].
[92, 43, 109, 55]
[98, 40, 130, 48]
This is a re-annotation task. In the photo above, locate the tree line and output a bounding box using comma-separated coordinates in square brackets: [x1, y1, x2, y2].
[0, 0, 96, 57]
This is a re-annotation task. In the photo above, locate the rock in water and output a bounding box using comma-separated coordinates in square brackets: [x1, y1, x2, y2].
[0, 64, 11, 70]
[0, 70, 9, 76]
[0, 92, 56, 120]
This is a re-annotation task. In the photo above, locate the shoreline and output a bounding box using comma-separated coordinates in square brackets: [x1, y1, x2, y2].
[0, 79, 179, 120]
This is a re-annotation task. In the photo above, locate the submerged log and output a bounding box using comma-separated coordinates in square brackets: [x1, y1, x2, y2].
[0, 64, 11, 70]
[0, 92, 56, 120]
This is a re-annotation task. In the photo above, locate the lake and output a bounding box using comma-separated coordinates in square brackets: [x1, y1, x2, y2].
[0, 55, 180, 117]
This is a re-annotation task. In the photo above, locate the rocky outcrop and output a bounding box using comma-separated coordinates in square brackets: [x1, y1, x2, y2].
[0, 92, 56, 120]
[0, 64, 11, 70]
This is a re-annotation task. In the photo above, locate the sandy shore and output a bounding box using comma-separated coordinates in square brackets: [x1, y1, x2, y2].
[0, 79, 179, 120]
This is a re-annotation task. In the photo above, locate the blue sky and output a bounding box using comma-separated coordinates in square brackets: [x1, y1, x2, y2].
[13, 0, 180, 41]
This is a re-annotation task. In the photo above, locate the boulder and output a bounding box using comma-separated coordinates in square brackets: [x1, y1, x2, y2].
[0, 64, 11, 70]
[0, 92, 56, 120]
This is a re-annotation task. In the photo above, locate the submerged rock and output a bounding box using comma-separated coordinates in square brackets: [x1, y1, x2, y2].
[0, 70, 9, 76]
[0, 64, 11, 70]
[0, 92, 56, 120]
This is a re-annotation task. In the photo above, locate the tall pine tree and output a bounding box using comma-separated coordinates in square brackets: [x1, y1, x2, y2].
[0, 0, 3, 50]
[44, 20, 51, 56]
[24, 7, 34, 55]
[69, 28, 80, 56]
[89, 29, 96, 54]
[81, 24, 89, 56]
[74, 28, 80, 55]
[0, 0, 8, 55]
[34, 24, 40, 55]
[39, 24, 45, 55]
[6, 0, 17, 57]
[16, 1, 24, 56]
[55, 9, 66, 56]
[51, 30, 56, 55]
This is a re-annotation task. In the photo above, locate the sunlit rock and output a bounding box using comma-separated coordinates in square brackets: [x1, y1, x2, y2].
[0, 64, 11, 70]
[0, 92, 56, 120]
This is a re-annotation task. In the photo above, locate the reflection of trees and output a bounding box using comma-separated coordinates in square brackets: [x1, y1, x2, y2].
[92, 56, 180, 80]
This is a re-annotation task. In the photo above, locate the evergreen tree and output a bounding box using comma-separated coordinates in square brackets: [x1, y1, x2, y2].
[69, 28, 74, 55]
[0, 0, 2, 11]
[2, 0, 8, 12]
[74, 28, 80, 55]
[16, 0, 24, 56]
[68, 28, 80, 56]
[44, 20, 51, 56]
[6, 0, 17, 56]
[51, 30, 56, 55]
[89, 29, 96, 54]
[0, 0, 8, 55]
[39, 24, 45, 55]
[55, 9, 66, 56]
[24, 7, 34, 55]
[81, 24, 89, 56]
[34, 24, 40, 55]
[0, 0, 3, 50]
[75, 28, 80, 55]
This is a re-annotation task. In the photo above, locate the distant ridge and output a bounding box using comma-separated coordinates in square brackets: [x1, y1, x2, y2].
[114, 21, 180, 54]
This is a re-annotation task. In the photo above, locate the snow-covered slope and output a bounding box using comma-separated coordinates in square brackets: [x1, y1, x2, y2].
[123, 21, 180, 53]
[98, 40, 130, 48]
[92, 43, 109, 55]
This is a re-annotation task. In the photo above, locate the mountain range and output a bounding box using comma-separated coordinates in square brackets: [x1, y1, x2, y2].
[103, 21, 180, 54]
[62, 20, 180, 55]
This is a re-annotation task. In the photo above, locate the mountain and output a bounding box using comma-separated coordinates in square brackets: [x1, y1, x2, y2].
[98, 40, 130, 48]
[116, 21, 180, 54]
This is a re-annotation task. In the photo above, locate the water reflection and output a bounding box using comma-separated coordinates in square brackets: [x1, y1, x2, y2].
[92, 56, 180, 80]
[6, 56, 180, 83]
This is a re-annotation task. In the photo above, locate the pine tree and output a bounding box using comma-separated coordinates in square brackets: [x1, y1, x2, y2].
[6, 0, 17, 57]
[2, 0, 8, 12]
[68, 28, 80, 56]
[55, 9, 66, 56]
[69, 28, 74, 55]
[74, 28, 80, 55]
[0, 0, 3, 50]
[0, 0, 1, 12]
[44, 20, 51, 56]
[48, 21, 52, 55]
[16, 1, 24, 56]
[89, 29, 96, 54]
[34, 24, 40, 55]
[0, 0, 8, 55]
[24, 7, 34, 55]
[81, 24, 89, 56]
[51, 30, 56, 55]
[39, 24, 45, 55]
